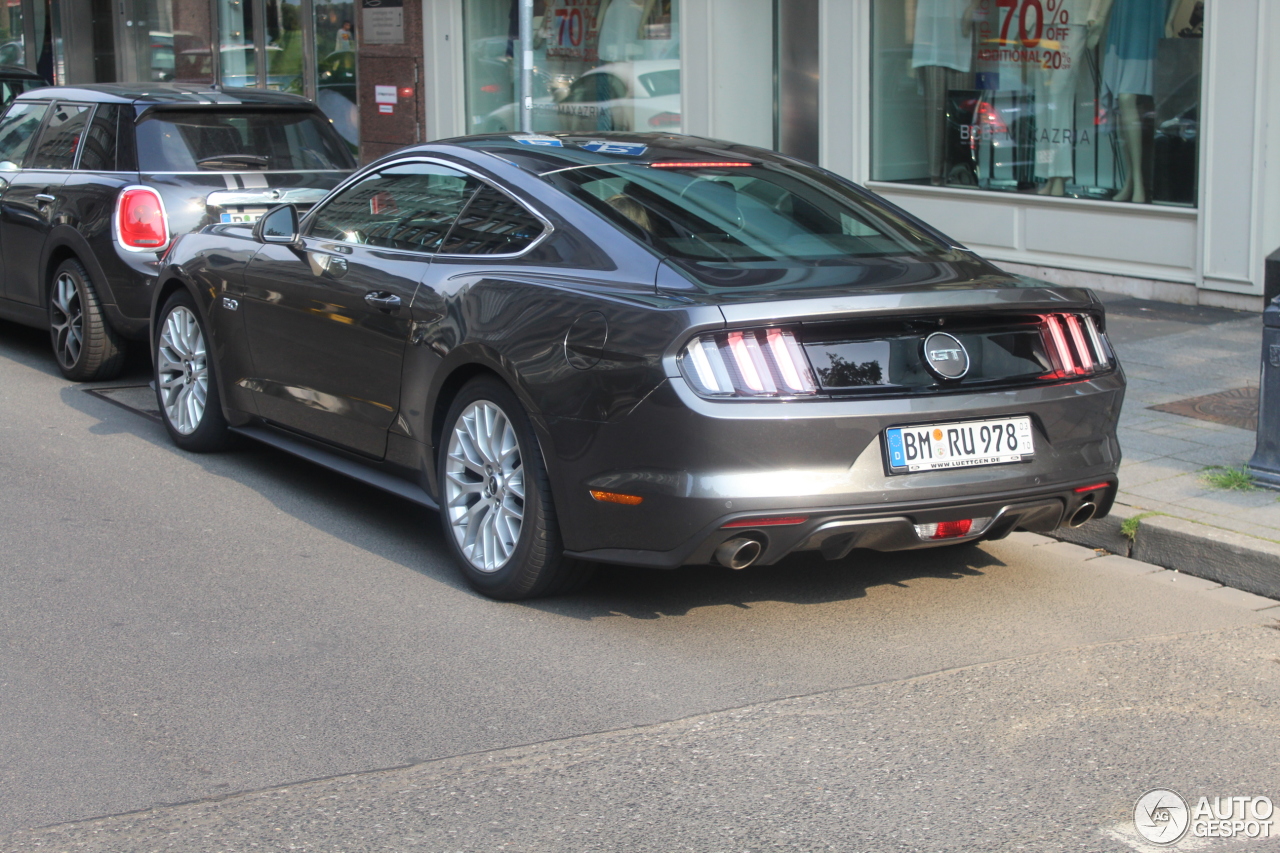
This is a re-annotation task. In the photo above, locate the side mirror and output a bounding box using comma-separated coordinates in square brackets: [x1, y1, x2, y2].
[0, 160, 19, 172]
[253, 203, 299, 245]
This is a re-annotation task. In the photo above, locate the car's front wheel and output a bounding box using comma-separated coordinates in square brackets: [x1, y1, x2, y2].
[48, 258, 126, 381]
[439, 378, 592, 599]
[154, 291, 229, 452]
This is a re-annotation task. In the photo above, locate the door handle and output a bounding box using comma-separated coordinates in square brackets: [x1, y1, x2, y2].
[364, 291, 402, 313]
[34, 193, 56, 203]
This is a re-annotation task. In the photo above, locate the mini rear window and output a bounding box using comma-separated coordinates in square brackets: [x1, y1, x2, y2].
[135, 108, 356, 172]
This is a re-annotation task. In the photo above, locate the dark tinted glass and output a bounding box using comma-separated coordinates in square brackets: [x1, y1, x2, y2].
[77, 105, 119, 171]
[439, 186, 544, 255]
[134, 109, 356, 172]
[550, 162, 951, 263]
[0, 101, 48, 166]
[308, 162, 478, 252]
[29, 103, 91, 169]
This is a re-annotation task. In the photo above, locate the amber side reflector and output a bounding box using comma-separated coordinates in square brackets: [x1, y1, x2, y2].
[1074, 482, 1112, 493]
[590, 490, 644, 505]
[722, 515, 809, 528]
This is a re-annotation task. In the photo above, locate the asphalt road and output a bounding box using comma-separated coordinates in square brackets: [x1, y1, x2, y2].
[1, 316, 1278, 852]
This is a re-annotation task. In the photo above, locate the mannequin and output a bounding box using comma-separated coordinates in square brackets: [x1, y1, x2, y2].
[1034, 0, 1105, 196]
[1089, 0, 1181, 202]
[910, 0, 981, 185]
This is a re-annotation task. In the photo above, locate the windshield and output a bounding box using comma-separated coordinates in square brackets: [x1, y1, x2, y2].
[135, 108, 355, 172]
[548, 161, 952, 264]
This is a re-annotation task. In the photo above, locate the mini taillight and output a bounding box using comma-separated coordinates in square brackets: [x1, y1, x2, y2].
[680, 327, 817, 398]
[1040, 313, 1110, 379]
[116, 186, 170, 252]
[647, 111, 682, 128]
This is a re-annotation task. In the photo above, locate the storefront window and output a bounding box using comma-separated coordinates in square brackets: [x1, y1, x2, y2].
[0, 3, 23, 66]
[871, 0, 1204, 206]
[463, 0, 680, 135]
[315, 1, 358, 148]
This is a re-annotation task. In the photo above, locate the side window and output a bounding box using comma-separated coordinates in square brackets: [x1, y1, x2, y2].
[308, 162, 478, 252]
[77, 105, 119, 172]
[439, 185, 545, 255]
[0, 101, 49, 167]
[29, 103, 92, 170]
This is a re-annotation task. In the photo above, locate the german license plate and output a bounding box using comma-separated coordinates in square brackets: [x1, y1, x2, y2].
[221, 210, 264, 224]
[886, 416, 1034, 473]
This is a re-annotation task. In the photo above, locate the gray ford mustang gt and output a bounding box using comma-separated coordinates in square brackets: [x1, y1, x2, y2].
[151, 132, 1124, 599]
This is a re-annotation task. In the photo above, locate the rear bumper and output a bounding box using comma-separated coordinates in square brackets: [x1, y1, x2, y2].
[565, 480, 1115, 568]
[543, 369, 1124, 564]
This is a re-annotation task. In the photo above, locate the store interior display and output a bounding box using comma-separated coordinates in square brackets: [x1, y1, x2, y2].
[874, 0, 1204, 206]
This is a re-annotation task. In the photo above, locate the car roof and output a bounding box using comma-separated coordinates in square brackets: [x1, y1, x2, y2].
[13, 83, 315, 107]
[429, 132, 792, 176]
[0, 64, 47, 82]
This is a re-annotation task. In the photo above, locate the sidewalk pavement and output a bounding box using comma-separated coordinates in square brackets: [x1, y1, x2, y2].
[1048, 290, 1280, 599]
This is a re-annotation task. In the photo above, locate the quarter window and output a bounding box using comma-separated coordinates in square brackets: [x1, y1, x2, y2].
[0, 101, 49, 168]
[308, 162, 479, 251]
[439, 185, 545, 255]
[29, 103, 92, 170]
[77, 106, 120, 172]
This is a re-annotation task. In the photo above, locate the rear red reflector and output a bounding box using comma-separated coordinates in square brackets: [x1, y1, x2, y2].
[913, 516, 992, 540]
[116, 186, 169, 252]
[649, 161, 753, 168]
[1074, 482, 1111, 493]
[590, 490, 643, 505]
[722, 515, 809, 528]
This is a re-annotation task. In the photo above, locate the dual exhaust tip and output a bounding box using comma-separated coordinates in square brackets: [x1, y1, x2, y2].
[717, 503, 1097, 567]
[1068, 502, 1097, 528]
[715, 537, 763, 570]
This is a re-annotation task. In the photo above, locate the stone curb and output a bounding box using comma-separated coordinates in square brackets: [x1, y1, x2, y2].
[1048, 504, 1280, 602]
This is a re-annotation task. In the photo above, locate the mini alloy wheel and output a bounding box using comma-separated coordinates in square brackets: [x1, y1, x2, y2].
[154, 291, 229, 452]
[48, 259, 125, 381]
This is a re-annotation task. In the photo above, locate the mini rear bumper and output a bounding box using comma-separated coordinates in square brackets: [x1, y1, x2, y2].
[564, 480, 1115, 568]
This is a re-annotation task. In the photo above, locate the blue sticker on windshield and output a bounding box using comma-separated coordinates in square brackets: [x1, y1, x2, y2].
[581, 140, 648, 157]
[511, 134, 563, 147]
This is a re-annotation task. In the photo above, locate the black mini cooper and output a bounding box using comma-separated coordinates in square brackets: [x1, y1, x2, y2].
[0, 84, 355, 380]
[153, 133, 1124, 599]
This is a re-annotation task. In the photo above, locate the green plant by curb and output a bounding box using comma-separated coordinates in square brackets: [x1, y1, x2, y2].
[1200, 465, 1259, 492]
[1121, 512, 1161, 541]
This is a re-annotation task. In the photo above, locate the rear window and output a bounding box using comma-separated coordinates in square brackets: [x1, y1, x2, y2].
[134, 108, 355, 172]
[548, 161, 951, 264]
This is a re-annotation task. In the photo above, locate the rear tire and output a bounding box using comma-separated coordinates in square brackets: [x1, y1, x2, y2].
[48, 258, 126, 381]
[154, 290, 230, 452]
[438, 378, 592, 599]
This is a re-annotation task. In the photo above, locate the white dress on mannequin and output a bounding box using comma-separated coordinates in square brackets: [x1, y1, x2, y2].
[1033, 2, 1090, 182]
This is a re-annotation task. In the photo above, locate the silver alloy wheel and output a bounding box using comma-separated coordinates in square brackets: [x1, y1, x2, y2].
[156, 305, 209, 435]
[444, 400, 526, 573]
[49, 272, 83, 368]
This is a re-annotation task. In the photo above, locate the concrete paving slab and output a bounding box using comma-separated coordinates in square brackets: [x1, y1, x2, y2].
[1202, 585, 1280, 611]
[1088, 554, 1162, 576]
[1035, 541, 1103, 562]
[1145, 570, 1222, 591]
[1131, 515, 1280, 599]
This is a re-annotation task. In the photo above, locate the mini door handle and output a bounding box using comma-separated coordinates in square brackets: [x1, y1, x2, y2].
[34, 193, 56, 203]
[364, 291, 401, 313]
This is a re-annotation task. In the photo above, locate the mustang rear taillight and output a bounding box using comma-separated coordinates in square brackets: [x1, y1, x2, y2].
[116, 186, 170, 252]
[1040, 313, 1110, 379]
[680, 327, 817, 397]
